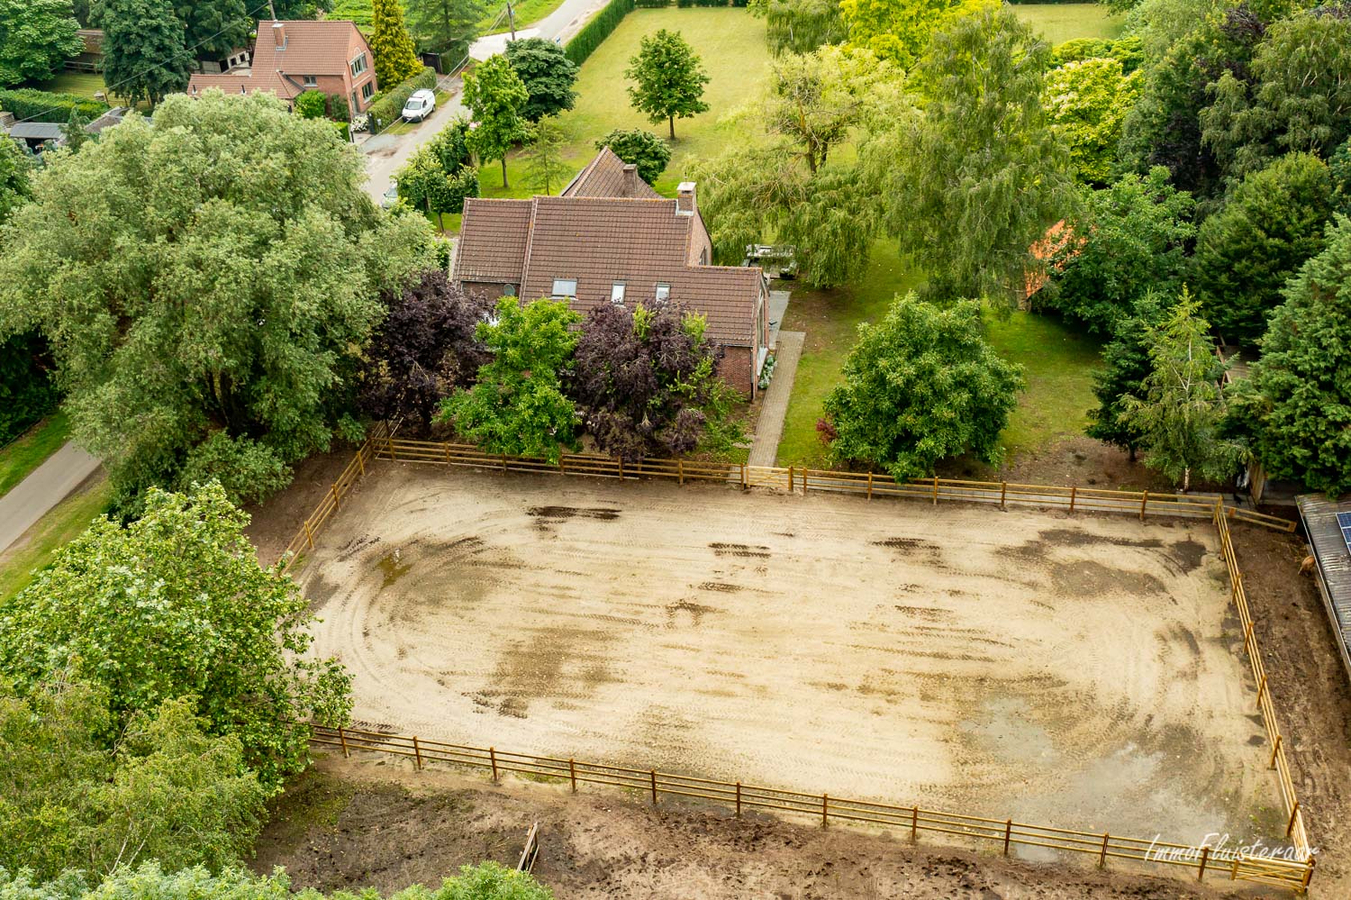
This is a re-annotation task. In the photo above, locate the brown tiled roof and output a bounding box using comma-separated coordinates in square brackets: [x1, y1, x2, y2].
[454, 188, 762, 347]
[188, 20, 374, 102]
[561, 146, 661, 199]
[455, 198, 533, 283]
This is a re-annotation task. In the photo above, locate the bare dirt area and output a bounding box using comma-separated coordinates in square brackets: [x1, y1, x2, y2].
[254, 753, 1261, 899]
[245, 448, 360, 566]
[1230, 525, 1351, 898]
[299, 463, 1288, 852]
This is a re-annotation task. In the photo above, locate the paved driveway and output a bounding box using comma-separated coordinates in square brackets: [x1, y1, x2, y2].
[0, 441, 101, 553]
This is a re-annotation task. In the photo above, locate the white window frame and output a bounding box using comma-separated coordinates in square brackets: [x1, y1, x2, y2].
[350, 53, 367, 78]
[552, 278, 577, 298]
[611, 282, 626, 303]
[654, 282, 671, 302]
[303, 75, 318, 88]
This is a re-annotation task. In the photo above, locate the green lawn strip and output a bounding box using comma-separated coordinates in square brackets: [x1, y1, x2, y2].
[0, 474, 111, 602]
[31, 71, 109, 100]
[477, 8, 770, 200]
[1011, 3, 1125, 45]
[0, 412, 71, 499]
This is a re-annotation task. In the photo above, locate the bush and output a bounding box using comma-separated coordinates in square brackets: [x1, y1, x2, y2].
[0, 332, 59, 446]
[365, 66, 437, 131]
[293, 90, 328, 118]
[0, 88, 108, 123]
[173, 432, 291, 506]
[565, 0, 636, 66]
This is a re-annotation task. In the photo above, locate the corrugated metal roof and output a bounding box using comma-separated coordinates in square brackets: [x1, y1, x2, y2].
[1298, 495, 1351, 681]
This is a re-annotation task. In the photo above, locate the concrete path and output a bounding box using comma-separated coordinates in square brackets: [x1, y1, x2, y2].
[0, 441, 101, 553]
[747, 331, 804, 468]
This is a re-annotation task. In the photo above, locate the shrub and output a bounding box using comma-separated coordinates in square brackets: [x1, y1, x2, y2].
[0, 332, 59, 446]
[565, 0, 636, 66]
[364, 66, 437, 131]
[0, 88, 108, 123]
[293, 90, 328, 118]
[595, 128, 671, 184]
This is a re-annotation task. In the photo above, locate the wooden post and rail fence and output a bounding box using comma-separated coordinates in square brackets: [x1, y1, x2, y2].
[280, 426, 1314, 889]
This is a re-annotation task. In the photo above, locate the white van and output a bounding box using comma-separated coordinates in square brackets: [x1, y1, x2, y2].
[401, 89, 436, 123]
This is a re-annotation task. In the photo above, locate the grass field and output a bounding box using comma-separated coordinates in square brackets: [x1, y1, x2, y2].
[32, 71, 108, 100]
[0, 413, 70, 499]
[1012, 3, 1125, 44]
[479, 8, 770, 200]
[0, 475, 110, 601]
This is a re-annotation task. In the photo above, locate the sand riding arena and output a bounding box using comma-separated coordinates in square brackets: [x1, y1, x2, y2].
[289, 442, 1313, 889]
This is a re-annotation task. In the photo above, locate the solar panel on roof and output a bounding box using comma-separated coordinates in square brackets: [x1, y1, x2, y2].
[1338, 511, 1351, 554]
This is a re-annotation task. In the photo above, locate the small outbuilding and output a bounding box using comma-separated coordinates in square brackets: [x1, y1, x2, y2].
[1297, 495, 1351, 680]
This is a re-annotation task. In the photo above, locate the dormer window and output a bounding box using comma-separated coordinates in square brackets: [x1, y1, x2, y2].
[552, 278, 577, 298]
[611, 282, 626, 304]
[654, 282, 671, 303]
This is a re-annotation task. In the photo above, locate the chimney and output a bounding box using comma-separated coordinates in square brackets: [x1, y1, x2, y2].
[676, 181, 696, 216]
[0, 111, 14, 129]
[272, 21, 286, 48]
[621, 163, 638, 196]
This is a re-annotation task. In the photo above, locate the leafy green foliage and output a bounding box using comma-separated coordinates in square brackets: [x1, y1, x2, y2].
[174, 432, 290, 505]
[0, 332, 59, 445]
[1043, 166, 1196, 334]
[749, 0, 847, 56]
[174, 0, 251, 59]
[625, 28, 710, 139]
[1200, 8, 1351, 179]
[1050, 35, 1144, 73]
[524, 117, 569, 194]
[0, 91, 431, 509]
[405, 0, 486, 58]
[0, 88, 107, 123]
[371, 0, 424, 91]
[98, 0, 191, 107]
[0, 860, 555, 900]
[0, 0, 84, 86]
[1119, 290, 1241, 491]
[595, 128, 670, 184]
[295, 90, 329, 118]
[504, 37, 579, 122]
[877, 5, 1076, 303]
[0, 137, 31, 223]
[0, 680, 266, 882]
[1043, 57, 1142, 185]
[1191, 152, 1334, 345]
[463, 54, 532, 189]
[1085, 291, 1169, 457]
[1237, 215, 1351, 496]
[839, 0, 972, 69]
[439, 297, 579, 462]
[398, 144, 479, 226]
[823, 295, 1024, 481]
[0, 482, 353, 791]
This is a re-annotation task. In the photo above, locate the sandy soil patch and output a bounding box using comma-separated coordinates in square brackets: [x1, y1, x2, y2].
[302, 464, 1286, 850]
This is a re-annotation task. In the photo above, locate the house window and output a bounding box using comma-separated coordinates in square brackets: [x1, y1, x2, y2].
[699, 248, 708, 266]
[610, 282, 625, 303]
[350, 54, 367, 78]
[552, 278, 577, 298]
[303, 75, 318, 88]
[654, 282, 671, 302]
[503, 284, 516, 296]
[361, 81, 374, 100]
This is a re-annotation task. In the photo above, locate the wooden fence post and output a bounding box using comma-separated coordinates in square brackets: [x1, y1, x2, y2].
[1198, 846, 1210, 882]
[569, 758, 577, 793]
[490, 747, 499, 783]
[867, 472, 873, 500]
[821, 793, 828, 827]
[678, 459, 684, 485]
[911, 806, 918, 843]
[501, 454, 508, 473]
[649, 770, 658, 805]
[1003, 819, 1012, 855]
[303, 520, 315, 550]
[357, 449, 365, 476]
[1069, 486, 1076, 513]
[735, 782, 742, 817]
[331, 484, 340, 510]
[618, 457, 625, 480]
[338, 726, 349, 758]
[445, 443, 451, 466]
[741, 464, 747, 489]
[1000, 482, 1007, 509]
[1257, 673, 1268, 706]
[388, 435, 396, 460]
[560, 456, 566, 476]
[932, 475, 939, 505]
[1139, 490, 1148, 521]
[788, 465, 795, 493]
[1286, 800, 1300, 838]
[1269, 734, 1282, 769]
[803, 469, 809, 494]
[412, 735, 422, 771]
[1099, 833, 1109, 868]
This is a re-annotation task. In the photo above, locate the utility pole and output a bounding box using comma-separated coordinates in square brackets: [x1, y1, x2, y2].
[507, 0, 517, 39]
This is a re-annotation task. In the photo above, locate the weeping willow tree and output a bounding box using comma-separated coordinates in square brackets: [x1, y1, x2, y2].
[749, 0, 848, 56]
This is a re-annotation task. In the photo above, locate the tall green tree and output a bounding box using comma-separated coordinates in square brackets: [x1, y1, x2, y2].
[505, 37, 579, 122]
[370, 0, 423, 90]
[1120, 290, 1242, 492]
[625, 29, 710, 140]
[0, 680, 266, 882]
[823, 294, 1024, 481]
[839, 0, 975, 69]
[462, 54, 532, 189]
[0, 91, 431, 508]
[750, 0, 847, 56]
[1042, 167, 1196, 334]
[1085, 291, 1170, 459]
[876, 5, 1076, 303]
[1042, 57, 1142, 185]
[0, 0, 83, 86]
[1191, 152, 1334, 345]
[1237, 215, 1351, 496]
[98, 0, 191, 107]
[174, 0, 251, 60]
[405, 0, 485, 59]
[0, 482, 354, 790]
[524, 117, 568, 195]
[596, 128, 671, 185]
[438, 297, 579, 463]
[0, 137, 31, 221]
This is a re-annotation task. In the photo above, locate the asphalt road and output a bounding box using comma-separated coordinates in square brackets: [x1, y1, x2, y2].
[0, 441, 102, 554]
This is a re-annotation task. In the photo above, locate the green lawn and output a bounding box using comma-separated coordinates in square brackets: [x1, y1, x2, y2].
[478, 8, 770, 202]
[1012, 3, 1125, 44]
[32, 71, 108, 100]
[0, 475, 110, 602]
[0, 413, 71, 499]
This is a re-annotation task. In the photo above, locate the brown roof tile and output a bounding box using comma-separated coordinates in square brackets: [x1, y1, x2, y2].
[455, 198, 533, 283]
[561, 146, 661, 199]
[188, 20, 375, 102]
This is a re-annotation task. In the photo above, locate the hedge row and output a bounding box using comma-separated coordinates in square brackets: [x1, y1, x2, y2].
[637, 0, 749, 6]
[565, 0, 636, 66]
[0, 88, 109, 124]
[365, 66, 438, 132]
